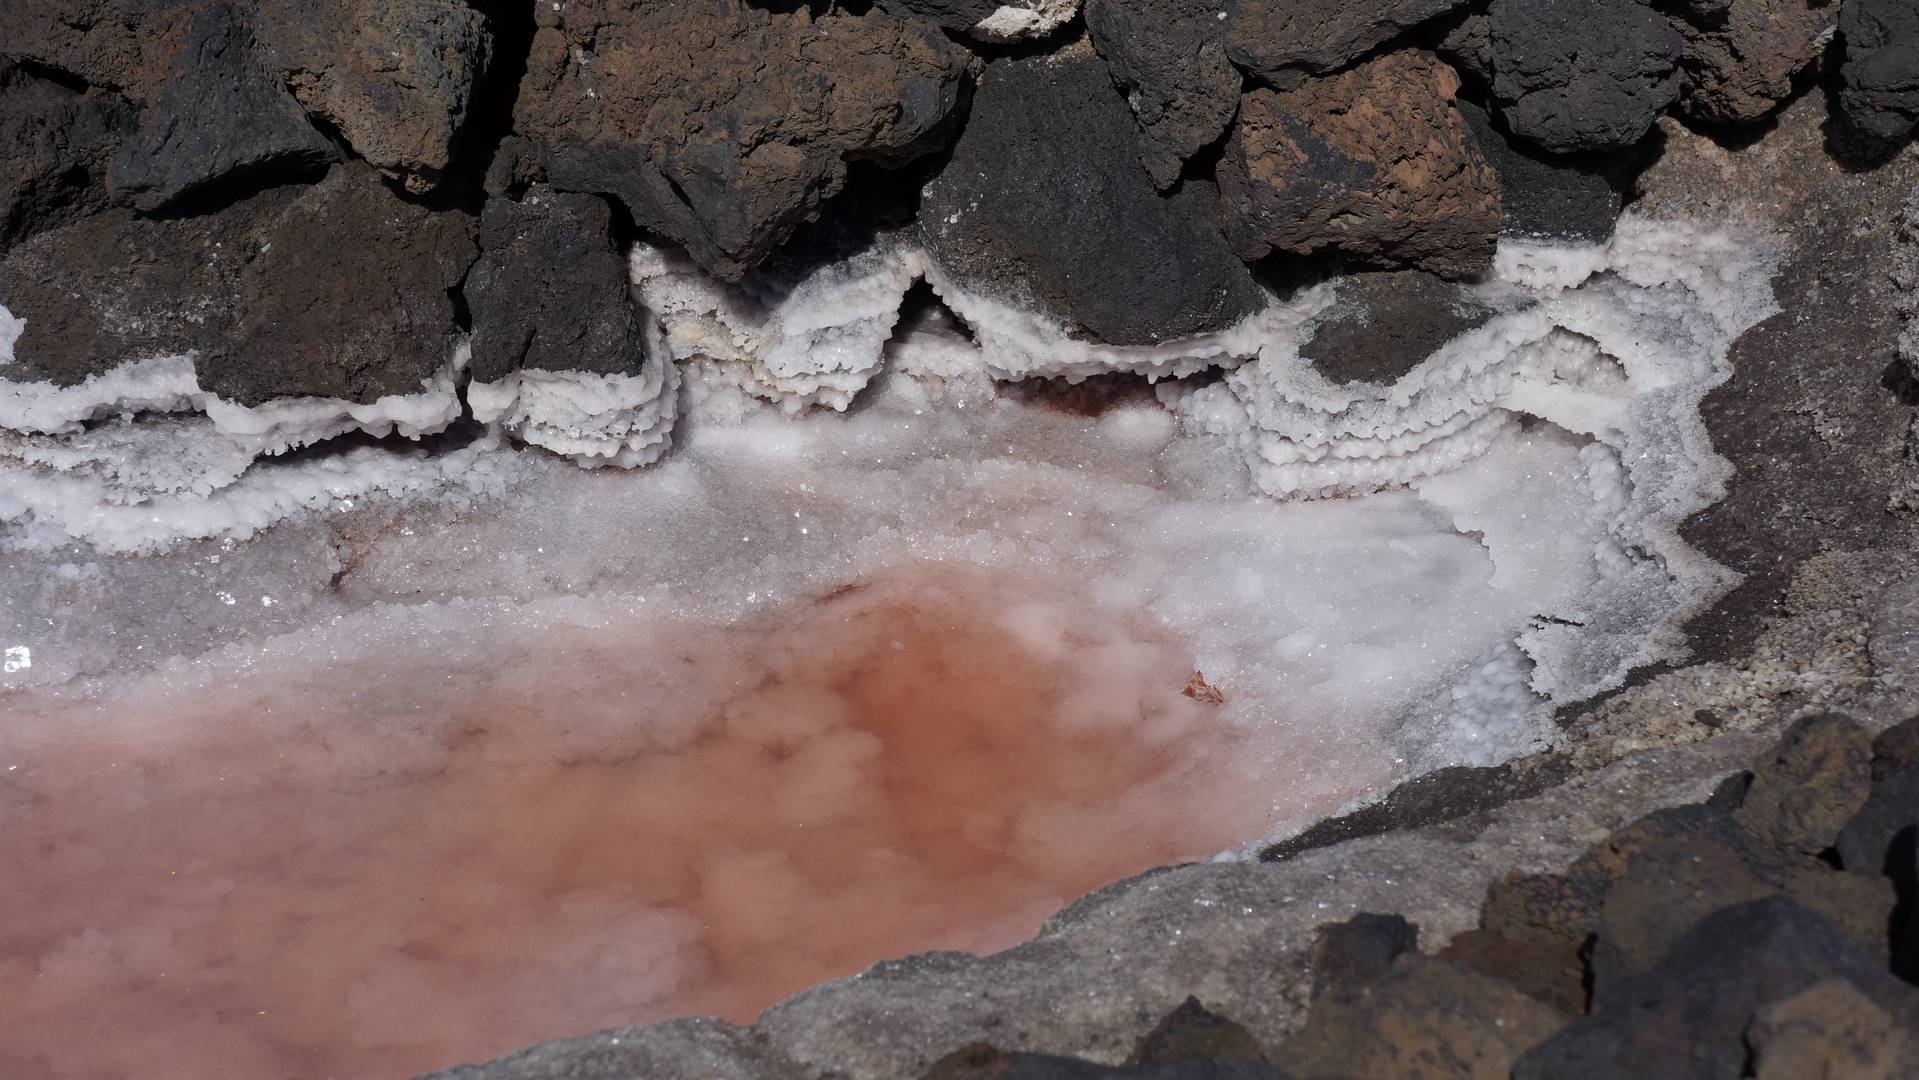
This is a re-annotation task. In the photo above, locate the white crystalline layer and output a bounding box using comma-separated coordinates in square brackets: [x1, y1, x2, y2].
[468, 359, 680, 469]
[631, 241, 923, 413]
[969, 0, 1079, 41]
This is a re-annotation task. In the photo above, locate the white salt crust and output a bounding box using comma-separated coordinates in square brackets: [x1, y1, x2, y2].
[969, 0, 1080, 41]
[467, 356, 680, 468]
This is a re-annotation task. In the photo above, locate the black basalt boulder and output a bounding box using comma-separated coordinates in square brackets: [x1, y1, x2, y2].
[1840, 0, 1919, 142]
[1488, 0, 1685, 152]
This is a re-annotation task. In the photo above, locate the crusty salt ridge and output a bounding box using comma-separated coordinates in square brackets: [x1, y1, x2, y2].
[969, 0, 1080, 41]
[466, 330, 680, 468]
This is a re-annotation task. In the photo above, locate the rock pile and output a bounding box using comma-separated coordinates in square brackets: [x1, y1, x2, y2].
[907, 713, 1919, 1080]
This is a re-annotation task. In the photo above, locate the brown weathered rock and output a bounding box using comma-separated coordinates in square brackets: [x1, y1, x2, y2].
[1747, 980, 1919, 1080]
[1664, 0, 1836, 124]
[1216, 50, 1499, 278]
[1128, 999, 1267, 1066]
[1223, 0, 1467, 90]
[1436, 930, 1587, 1021]
[0, 59, 139, 254]
[1874, 715, 1919, 782]
[1086, 0, 1243, 189]
[1781, 865, 1898, 966]
[252, 0, 493, 191]
[1278, 953, 1564, 1080]
[511, 0, 971, 280]
[1307, 913, 1421, 1000]
[208, 160, 478, 404]
[1733, 713, 1874, 857]
[0, 0, 197, 105]
[1593, 835, 1773, 982]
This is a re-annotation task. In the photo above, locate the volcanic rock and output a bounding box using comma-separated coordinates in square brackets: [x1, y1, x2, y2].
[1513, 897, 1919, 1080]
[0, 161, 476, 405]
[0, 0, 194, 105]
[1278, 953, 1565, 1080]
[1297, 271, 1502, 385]
[1731, 712, 1873, 857]
[465, 185, 645, 384]
[1487, 0, 1685, 152]
[251, 0, 492, 191]
[872, 0, 1004, 33]
[1840, 0, 1919, 141]
[1223, 0, 1467, 91]
[1086, 0, 1243, 189]
[1455, 100, 1623, 242]
[1215, 50, 1500, 277]
[1128, 999, 1268, 1066]
[1590, 835, 1772, 985]
[925, 1043, 1295, 1080]
[1873, 715, 1919, 782]
[0, 59, 140, 254]
[1664, 0, 1836, 124]
[107, 2, 341, 211]
[207, 160, 478, 404]
[512, 0, 970, 280]
[1306, 912, 1421, 1000]
[919, 51, 1263, 345]
[1746, 980, 1919, 1080]
[1436, 930, 1588, 1020]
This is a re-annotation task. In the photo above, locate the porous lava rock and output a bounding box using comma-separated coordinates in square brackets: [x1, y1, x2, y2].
[1746, 980, 1919, 1079]
[465, 184, 647, 384]
[1839, 0, 1919, 141]
[1732, 712, 1874, 857]
[1663, 0, 1836, 124]
[1086, 0, 1243, 189]
[251, 0, 493, 191]
[107, 1, 341, 211]
[1127, 998, 1268, 1066]
[1512, 897, 1919, 1080]
[1297, 271, 1502, 385]
[0, 161, 477, 405]
[1215, 50, 1500, 277]
[1455, 101, 1623, 242]
[1223, 0, 1467, 91]
[511, 0, 970, 280]
[0, 0, 197, 106]
[919, 50, 1263, 345]
[206, 160, 478, 404]
[1278, 953, 1565, 1080]
[0, 59, 140, 254]
[1306, 912, 1420, 999]
[1487, 0, 1685, 152]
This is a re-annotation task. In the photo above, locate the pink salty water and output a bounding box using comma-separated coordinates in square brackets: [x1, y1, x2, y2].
[0, 565, 1311, 1080]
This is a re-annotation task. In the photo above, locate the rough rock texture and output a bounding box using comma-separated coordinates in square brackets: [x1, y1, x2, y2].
[0, 162, 476, 404]
[1454, 101, 1622, 242]
[1746, 980, 1919, 1080]
[1732, 712, 1874, 856]
[0, 60, 139, 254]
[424, 1017, 807, 1080]
[512, 0, 970, 280]
[0, 0, 197, 105]
[1512, 897, 1919, 1080]
[1216, 50, 1500, 277]
[465, 185, 645, 384]
[1279, 954, 1565, 1080]
[205, 160, 478, 404]
[1128, 999, 1268, 1065]
[1839, 0, 1919, 141]
[1306, 913, 1420, 999]
[1086, 0, 1243, 189]
[1435, 929, 1587, 1021]
[1296, 271, 1502, 385]
[1664, 0, 1836, 124]
[1488, 0, 1685, 152]
[924, 1044, 1294, 1080]
[107, 2, 341, 211]
[1590, 835, 1773, 981]
[252, 0, 492, 191]
[1223, 0, 1466, 91]
[920, 51, 1263, 345]
[872, 0, 1004, 33]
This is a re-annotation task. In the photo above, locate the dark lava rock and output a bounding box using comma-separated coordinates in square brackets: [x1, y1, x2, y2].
[1086, 0, 1243, 190]
[1597, 804, 1805, 890]
[0, 162, 477, 405]
[107, 2, 340, 212]
[466, 185, 645, 384]
[1128, 998, 1267, 1065]
[1840, 0, 1919, 141]
[924, 1043, 1296, 1080]
[1298, 271, 1502, 385]
[206, 160, 478, 405]
[0, 185, 303, 387]
[1279, 953, 1565, 1080]
[513, 0, 970, 281]
[0, 59, 139, 254]
[1836, 761, 1919, 944]
[1746, 979, 1919, 1079]
[1217, 50, 1500, 278]
[1437, 929, 1589, 1020]
[0, 0, 195, 105]
[1877, 715, 1919, 781]
[1308, 912, 1421, 1000]
[1488, 0, 1685, 152]
[1223, 0, 1468, 91]
[1456, 100, 1625, 243]
[1589, 835, 1773, 996]
[1664, 0, 1836, 124]
[1732, 713, 1873, 858]
[872, 0, 1003, 32]
[251, 0, 492, 192]
[919, 50, 1263, 345]
[1513, 897, 1919, 1080]
[1779, 864, 1897, 966]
